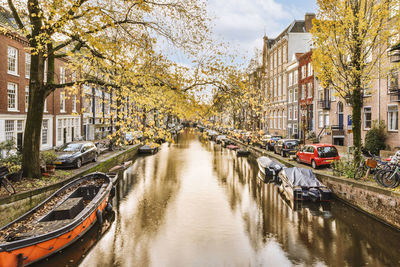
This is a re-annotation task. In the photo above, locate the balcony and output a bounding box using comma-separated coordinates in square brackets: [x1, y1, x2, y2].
[331, 125, 344, 136]
[317, 99, 331, 110]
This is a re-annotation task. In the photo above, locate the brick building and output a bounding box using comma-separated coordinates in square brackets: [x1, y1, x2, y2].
[262, 13, 314, 137]
[0, 8, 81, 150]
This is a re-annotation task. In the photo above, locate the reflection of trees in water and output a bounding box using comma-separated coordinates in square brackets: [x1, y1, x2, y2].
[209, 141, 400, 266]
[107, 141, 182, 266]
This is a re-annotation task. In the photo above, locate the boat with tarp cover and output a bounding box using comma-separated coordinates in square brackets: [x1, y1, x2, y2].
[256, 156, 284, 182]
[138, 144, 159, 154]
[0, 172, 115, 267]
[278, 167, 332, 202]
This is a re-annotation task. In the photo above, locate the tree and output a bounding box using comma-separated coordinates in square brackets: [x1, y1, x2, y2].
[311, 0, 398, 163]
[3, 0, 211, 177]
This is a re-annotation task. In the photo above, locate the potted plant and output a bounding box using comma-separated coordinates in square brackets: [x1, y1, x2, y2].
[40, 151, 58, 175]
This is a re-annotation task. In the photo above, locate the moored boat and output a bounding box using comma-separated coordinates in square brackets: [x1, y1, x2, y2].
[0, 172, 115, 267]
[256, 156, 284, 182]
[226, 144, 239, 150]
[278, 167, 332, 202]
[109, 160, 133, 173]
[237, 150, 250, 157]
[138, 144, 159, 154]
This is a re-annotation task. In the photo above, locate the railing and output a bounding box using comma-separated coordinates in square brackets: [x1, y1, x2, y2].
[317, 99, 331, 110]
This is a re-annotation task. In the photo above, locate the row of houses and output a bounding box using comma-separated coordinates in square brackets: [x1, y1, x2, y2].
[0, 7, 118, 151]
[250, 13, 400, 150]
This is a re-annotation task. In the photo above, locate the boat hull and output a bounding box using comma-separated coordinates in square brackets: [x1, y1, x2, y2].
[0, 173, 113, 267]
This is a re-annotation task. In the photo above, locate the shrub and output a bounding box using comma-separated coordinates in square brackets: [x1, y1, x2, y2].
[331, 158, 357, 178]
[364, 120, 387, 156]
[40, 151, 58, 165]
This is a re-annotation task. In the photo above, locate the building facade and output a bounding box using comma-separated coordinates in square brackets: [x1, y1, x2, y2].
[262, 13, 314, 137]
[286, 56, 300, 138]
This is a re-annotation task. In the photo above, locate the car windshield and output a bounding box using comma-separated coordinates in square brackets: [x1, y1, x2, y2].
[285, 141, 298, 149]
[60, 143, 83, 152]
[317, 146, 338, 158]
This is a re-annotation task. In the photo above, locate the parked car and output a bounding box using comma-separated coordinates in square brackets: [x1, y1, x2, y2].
[274, 139, 300, 157]
[296, 144, 340, 169]
[266, 136, 282, 151]
[54, 141, 98, 168]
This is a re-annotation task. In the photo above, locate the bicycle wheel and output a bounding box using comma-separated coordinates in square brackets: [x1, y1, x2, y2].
[373, 169, 386, 187]
[1, 177, 16, 194]
[379, 170, 399, 188]
[354, 164, 367, 180]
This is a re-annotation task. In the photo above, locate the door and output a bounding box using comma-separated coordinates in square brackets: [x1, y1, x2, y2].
[63, 128, 67, 144]
[17, 133, 23, 153]
[338, 102, 344, 129]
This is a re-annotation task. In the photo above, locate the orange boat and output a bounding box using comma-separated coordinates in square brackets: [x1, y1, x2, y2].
[0, 172, 116, 267]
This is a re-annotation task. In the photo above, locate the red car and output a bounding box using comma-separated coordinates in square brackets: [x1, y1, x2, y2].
[296, 144, 340, 169]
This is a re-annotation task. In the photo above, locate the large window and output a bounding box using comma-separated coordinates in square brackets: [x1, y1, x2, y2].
[25, 86, 29, 112]
[318, 111, 324, 128]
[324, 113, 330, 126]
[72, 95, 77, 112]
[288, 89, 293, 103]
[8, 46, 18, 75]
[5, 120, 15, 141]
[288, 107, 292, 120]
[282, 74, 286, 96]
[293, 70, 298, 85]
[363, 107, 372, 129]
[288, 72, 293, 87]
[60, 91, 66, 112]
[8, 82, 18, 111]
[294, 88, 298, 102]
[294, 106, 298, 120]
[282, 45, 286, 63]
[301, 84, 306, 100]
[25, 53, 31, 78]
[57, 119, 62, 141]
[301, 65, 307, 79]
[278, 111, 281, 129]
[388, 105, 398, 131]
[278, 76, 281, 96]
[60, 66, 66, 84]
[307, 83, 312, 98]
[42, 120, 48, 145]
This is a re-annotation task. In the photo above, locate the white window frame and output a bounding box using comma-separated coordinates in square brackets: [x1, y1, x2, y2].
[388, 105, 398, 132]
[294, 88, 298, 102]
[60, 91, 66, 112]
[8, 82, 18, 111]
[25, 53, 31, 79]
[5, 120, 15, 141]
[363, 107, 372, 130]
[8, 46, 18, 76]
[57, 119, 62, 142]
[288, 107, 292, 120]
[318, 111, 324, 128]
[294, 106, 298, 120]
[60, 66, 66, 84]
[25, 86, 29, 112]
[42, 119, 48, 145]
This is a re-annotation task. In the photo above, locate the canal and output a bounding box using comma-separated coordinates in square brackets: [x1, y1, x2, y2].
[36, 129, 400, 266]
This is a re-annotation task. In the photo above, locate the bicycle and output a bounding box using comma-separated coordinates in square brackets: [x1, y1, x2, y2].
[354, 151, 389, 180]
[375, 160, 400, 188]
[0, 166, 16, 195]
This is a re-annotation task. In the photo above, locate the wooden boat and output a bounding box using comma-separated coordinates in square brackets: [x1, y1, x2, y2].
[0, 172, 115, 267]
[109, 160, 133, 173]
[236, 149, 250, 157]
[256, 156, 284, 182]
[138, 144, 159, 154]
[278, 167, 332, 202]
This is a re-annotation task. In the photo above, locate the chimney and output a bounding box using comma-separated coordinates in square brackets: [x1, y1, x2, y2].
[304, 13, 315, 32]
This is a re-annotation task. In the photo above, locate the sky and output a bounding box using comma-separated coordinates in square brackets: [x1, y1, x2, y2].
[207, 0, 317, 64]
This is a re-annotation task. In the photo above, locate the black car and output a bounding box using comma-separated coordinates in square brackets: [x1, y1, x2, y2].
[274, 139, 299, 157]
[267, 136, 282, 151]
[54, 142, 98, 168]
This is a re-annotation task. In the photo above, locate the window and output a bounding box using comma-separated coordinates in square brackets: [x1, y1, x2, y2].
[60, 67, 66, 84]
[8, 82, 18, 111]
[278, 76, 281, 96]
[294, 106, 298, 120]
[293, 123, 298, 134]
[282, 45, 286, 63]
[294, 88, 298, 102]
[307, 63, 313, 76]
[57, 119, 62, 141]
[17, 120, 23, 132]
[72, 95, 77, 112]
[5, 120, 15, 141]
[44, 60, 48, 83]
[388, 69, 399, 93]
[330, 88, 336, 101]
[288, 72, 293, 87]
[270, 116, 273, 129]
[318, 111, 324, 128]
[307, 83, 312, 98]
[25, 86, 29, 112]
[274, 111, 277, 128]
[282, 111, 286, 129]
[278, 48, 281, 66]
[44, 99, 48, 112]
[278, 111, 281, 129]
[274, 77, 277, 97]
[293, 70, 298, 85]
[8, 46, 18, 75]
[288, 89, 293, 103]
[324, 113, 330, 126]
[60, 91, 66, 112]
[283, 74, 286, 96]
[363, 107, 372, 129]
[388, 105, 398, 131]
[301, 84, 306, 100]
[301, 65, 307, 79]
[288, 107, 292, 120]
[42, 120, 48, 145]
[25, 53, 31, 78]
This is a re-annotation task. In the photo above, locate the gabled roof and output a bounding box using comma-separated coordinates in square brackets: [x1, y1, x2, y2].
[0, 6, 18, 29]
[268, 20, 307, 48]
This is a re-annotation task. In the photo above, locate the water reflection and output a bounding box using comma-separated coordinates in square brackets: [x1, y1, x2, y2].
[49, 129, 400, 267]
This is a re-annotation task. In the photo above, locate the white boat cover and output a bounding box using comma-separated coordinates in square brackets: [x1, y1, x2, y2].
[257, 156, 284, 171]
[281, 167, 323, 187]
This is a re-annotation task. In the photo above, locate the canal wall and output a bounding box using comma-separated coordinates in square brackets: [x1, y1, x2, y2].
[0, 144, 140, 227]
[230, 138, 400, 230]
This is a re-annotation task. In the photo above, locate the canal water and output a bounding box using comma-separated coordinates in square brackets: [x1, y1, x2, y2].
[38, 129, 400, 267]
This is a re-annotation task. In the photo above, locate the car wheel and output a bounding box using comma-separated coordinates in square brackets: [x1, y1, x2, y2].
[312, 160, 318, 169]
[75, 158, 82, 169]
[93, 153, 98, 162]
[281, 150, 285, 157]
